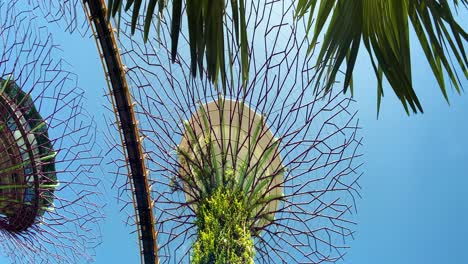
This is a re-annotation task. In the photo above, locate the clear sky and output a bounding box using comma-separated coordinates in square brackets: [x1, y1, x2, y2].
[347, 10, 468, 264]
[1, 2, 467, 264]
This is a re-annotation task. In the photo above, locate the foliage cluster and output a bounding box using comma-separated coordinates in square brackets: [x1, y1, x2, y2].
[107, 0, 249, 91]
[191, 186, 255, 264]
[296, 0, 467, 114]
[110, 0, 467, 114]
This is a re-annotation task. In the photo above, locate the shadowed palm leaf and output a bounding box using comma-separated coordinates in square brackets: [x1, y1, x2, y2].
[111, 0, 466, 115]
[296, 0, 467, 114]
[107, 0, 249, 90]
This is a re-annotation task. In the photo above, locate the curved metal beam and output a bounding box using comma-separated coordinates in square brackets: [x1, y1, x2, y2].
[83, 1, 158, 263]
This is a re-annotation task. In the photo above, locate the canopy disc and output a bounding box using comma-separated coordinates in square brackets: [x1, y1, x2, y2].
[0, 78, 56, 231]
[179, 99, 283, 229]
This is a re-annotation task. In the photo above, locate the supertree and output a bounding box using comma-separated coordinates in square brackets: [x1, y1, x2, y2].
[0, 1, 103, 263]
[107, 0, 364, 263]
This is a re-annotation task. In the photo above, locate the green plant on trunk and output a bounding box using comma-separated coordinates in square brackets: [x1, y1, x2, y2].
[192, 186, 254, 264]
[175, 99, 284, 263]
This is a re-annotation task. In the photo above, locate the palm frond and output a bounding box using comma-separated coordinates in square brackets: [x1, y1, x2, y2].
[109, 0, 250, 91]
[296, 0, 467, 115]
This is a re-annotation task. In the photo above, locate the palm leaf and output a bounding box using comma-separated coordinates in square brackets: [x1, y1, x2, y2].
[296, 0, 467, 115]
[171, 0, 183, 62]
[109, 0, 249, 93]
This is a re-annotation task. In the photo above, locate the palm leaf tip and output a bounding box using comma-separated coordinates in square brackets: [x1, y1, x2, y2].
[171, 0, 183, 62]
[110, 0, 249, 89]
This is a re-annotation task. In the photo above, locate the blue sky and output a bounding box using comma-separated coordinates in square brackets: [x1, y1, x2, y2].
[348, 11, 468, 263]
[1, 2, 467, 264]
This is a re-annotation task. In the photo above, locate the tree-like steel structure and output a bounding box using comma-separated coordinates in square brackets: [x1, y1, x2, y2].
[0, 2, 103, 263]
[114, 1, 363, 263]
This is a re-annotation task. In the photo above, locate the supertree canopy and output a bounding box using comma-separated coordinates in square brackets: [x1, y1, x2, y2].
[0, 2, 103, 263]
[0, 77, 57, 232]
[110, 0, 364, 263]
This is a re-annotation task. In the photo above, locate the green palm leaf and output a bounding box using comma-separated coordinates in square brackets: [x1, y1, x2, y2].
[296, 0, 467, 115]
[110, 0, 466, 114]
[109, 0, 250, 92]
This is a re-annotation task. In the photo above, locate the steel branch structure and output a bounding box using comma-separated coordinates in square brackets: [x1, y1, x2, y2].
[115, 0, 364, 263]
[0, 1, 103, 263]
[31, 0, 88, 34]
[83, 1, 158, 263]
